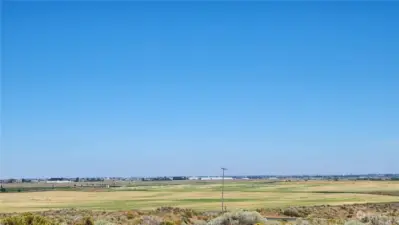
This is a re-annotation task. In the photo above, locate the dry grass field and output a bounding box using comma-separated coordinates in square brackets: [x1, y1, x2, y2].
[1, 180, 398, 213]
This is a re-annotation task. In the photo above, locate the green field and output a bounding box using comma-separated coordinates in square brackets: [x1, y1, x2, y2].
[1, 180, 398, 213]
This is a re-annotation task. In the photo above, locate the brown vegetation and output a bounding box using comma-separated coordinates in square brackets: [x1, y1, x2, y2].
[256, 203, 399, 219]
[0, 209, 398, 225]
[1, 203, 399, 225]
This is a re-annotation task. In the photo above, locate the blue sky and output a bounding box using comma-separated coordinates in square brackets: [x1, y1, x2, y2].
[1, 1, 398, 178]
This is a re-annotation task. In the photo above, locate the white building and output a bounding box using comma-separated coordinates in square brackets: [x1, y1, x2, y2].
[46, 180, 72, 184]
[200, 177, 234, 180]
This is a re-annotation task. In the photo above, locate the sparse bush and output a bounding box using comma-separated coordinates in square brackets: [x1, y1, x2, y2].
[307, 218, 330, 225]
[328, 218, 345, 225]
[131, 218, 143, 225]
[344, 220, 365, 225]
[160, 221, 175, 225]
[356, 211, 367, 220]
[94, 219, 115, 225]
[367, 215, 399, 225]
[283, 208, 300, 217]
[127, 212, 136, 220]
[74, 216, 94, 225]
[207, 210, 266, 225]
[140, 216, 163, 225]
[184, 211, 193, 218]
[181, 216, 190, 225]
[348, 209, 355, 218]
[296, 218, 310, 225]
[193, 220, 207, 225]
[0, 206, 397, 225]
[266, 221, 280, 225]
[0, 214, 56, 225]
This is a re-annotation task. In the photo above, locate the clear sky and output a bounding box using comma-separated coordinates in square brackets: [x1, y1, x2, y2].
[1, 1, 398, 178]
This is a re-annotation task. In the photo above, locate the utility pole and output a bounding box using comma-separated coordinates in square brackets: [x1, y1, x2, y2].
[221, 167, 227, 212]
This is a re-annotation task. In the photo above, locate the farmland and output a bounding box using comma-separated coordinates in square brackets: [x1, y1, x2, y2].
[1, 180, 398, 213]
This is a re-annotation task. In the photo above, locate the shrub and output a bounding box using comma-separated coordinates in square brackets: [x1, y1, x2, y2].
[0, 214, 56, 225]
[367, 215, 399, 225]
[74, 216, 95, 225]
[307, 218, 330, 225]
[207, 210, 266, 225]
[173, 219, 183, 225]
[355, 211, 367, 220]
[140, 216, 163, 225]
[344, 220, 365, 225]
[184, 211, 193, 218]
[265, 221, 279, 225]
[131, 218, 143, 225]
[94, 220, 115, 225]
[296, 218, 310, 225]
[160, 221, 175, 225]
[127, 212, 135, 220]
[193, 220, 207, 225]
[181, 216, 190, 225]
[283, 208, 300, 217]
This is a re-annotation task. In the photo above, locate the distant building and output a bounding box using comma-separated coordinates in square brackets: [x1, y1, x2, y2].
[46, 180, 72, 184]
[200, 177, 234, 180]
[172, 176, 188, 180]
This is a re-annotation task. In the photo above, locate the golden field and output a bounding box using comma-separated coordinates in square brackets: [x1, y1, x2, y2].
[1, 180, 398, 213]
